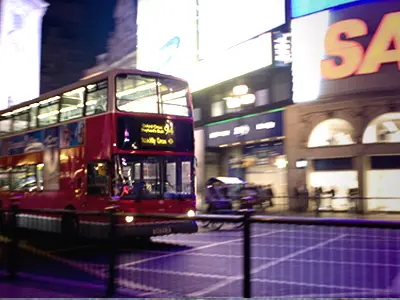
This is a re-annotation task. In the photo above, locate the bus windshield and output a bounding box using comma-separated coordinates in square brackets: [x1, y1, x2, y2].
[116, 74, 190, 117]
[113, 155, 195, 200]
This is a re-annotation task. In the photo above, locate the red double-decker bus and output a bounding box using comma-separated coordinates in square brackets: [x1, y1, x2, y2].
[0, 69, 197, 238]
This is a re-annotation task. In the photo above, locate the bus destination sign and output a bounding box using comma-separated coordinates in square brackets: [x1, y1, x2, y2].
[117, 116, 194, 152]
[140, 121, 175, 147]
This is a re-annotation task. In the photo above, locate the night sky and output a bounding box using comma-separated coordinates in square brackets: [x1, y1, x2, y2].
[40, 0, 116, 93]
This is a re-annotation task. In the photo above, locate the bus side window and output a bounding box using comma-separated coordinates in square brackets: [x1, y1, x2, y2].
[12, 111, 29, 132]
[86, 81, 108, 116]
[38, 96, 60, 127]
[0, 117, 12, 136]
[87, 162, 109, 195]
[0, 168, 10, 191]
[30, 105, 38, 128]
[36, 163, 44, 191]
[60, 87, 85, 122]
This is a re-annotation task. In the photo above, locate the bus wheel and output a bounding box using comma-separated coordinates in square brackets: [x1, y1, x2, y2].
[61, 207, 79, 241]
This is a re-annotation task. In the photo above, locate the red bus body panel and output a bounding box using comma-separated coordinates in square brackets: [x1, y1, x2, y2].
[0, 69, 197, 238]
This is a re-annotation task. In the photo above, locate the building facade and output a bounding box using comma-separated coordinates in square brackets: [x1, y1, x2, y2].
[287, 0, 400, 212]
[82, 0, 137, 79]
[0, 0, 48, 109]
[126, 0, 292, 208]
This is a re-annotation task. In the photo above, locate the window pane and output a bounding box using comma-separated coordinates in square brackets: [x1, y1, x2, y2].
[116, 74, 158, 113]
[142, 161, 161, 198]
[0, 118, 12, 135]
[30, 106, 38, 128]
[0, 168, 10, 191]
[37, 163, 44, 191]
[134, 163, 140, 180]
[60, 87, 85, 122]
[12, 112, 29, 132]
[165, 162, 177, 193]
[181, 161, 192, 194]
[86, 81, 108, 116]
[211, 101, 224, 117]
[10, 166, 37, 191]
[87, 162, 109, 195]
[194, 108, 202, 122]
[159, 78, 189, 117]
[38, 96, 60, 127]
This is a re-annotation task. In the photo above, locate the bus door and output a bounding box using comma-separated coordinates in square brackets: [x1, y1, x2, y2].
[116, 155, 185, 215]
[85, 161, 110, 211]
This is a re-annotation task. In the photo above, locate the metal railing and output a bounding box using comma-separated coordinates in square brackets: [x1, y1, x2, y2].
[0, 205, 399, 298]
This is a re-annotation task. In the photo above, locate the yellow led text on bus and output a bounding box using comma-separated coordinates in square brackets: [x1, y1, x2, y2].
[141, 137, 175, 146]
[141, 122, 175, 135]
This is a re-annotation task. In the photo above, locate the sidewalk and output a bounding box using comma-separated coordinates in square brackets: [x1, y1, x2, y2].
[262, 206, 400, 221]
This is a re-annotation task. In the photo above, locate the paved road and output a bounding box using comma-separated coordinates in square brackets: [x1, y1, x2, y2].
[0, 223, 399, 297]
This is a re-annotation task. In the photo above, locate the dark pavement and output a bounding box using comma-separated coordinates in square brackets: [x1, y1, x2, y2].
[0, 221, 399, 298]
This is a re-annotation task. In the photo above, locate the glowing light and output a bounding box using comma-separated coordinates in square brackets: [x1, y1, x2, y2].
[125, 216, 134, 223]
[275, 157, 288, 169]
[187, 210, 195, 217]
[233, 85, 248, 96]
[292, 10, 330, 103]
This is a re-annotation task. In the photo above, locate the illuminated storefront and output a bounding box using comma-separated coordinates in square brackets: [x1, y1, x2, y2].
[201, 110, 288, 203]
[287, 0, 400, 212]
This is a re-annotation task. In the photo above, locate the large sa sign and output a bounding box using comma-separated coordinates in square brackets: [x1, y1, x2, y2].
[321, 11, 400, 80]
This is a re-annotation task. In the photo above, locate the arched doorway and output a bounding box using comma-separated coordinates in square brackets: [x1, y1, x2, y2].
[363, 113, 400, 212]
[308, 119, 358, 211]
[308, 118, 355, 148]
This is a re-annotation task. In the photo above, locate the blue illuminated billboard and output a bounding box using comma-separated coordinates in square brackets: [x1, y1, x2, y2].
[291, 0, 362, 18]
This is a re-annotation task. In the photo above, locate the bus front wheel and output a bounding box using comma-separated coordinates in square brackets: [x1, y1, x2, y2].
[61, 207, 79, 240]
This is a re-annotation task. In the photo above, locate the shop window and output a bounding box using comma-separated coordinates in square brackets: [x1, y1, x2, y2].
[86, 81, 108, 116]
[60, 87, 85, 122]
[255, 89, 269, 106]
[272, 82, 291, 103]
[211, 101, 224, 117]
[363, 113, 400, 144]
[308, 118, 355, 148]
[194, 108, 202, 122]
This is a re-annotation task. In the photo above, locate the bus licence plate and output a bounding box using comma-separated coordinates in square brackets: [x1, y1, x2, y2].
[153, 227, 172, 235]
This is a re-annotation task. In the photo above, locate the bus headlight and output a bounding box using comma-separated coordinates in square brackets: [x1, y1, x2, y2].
[125, 216, 134, 223]
[187, 210, 195, 217]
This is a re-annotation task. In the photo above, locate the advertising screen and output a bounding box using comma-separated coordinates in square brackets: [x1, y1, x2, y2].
[198, 0, 285, 59]
[136, 0, 197, 80]
[291, 0, 362, 18]
[117, 116, 194, 152]
[190, 33, 273, 92]
[292, 0, 400, 103]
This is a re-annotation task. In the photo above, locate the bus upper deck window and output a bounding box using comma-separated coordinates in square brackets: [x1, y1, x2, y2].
[86, 81, 108, 116]
[0, 117, 12, 135]
[60, 87, 85, 122]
